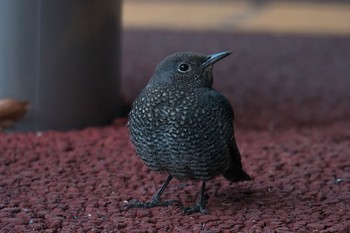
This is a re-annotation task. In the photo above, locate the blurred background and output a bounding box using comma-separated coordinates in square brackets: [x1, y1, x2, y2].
[0, 0, 121, 131]
[121, 0, 350, 130]
[0, 0, 349, 131]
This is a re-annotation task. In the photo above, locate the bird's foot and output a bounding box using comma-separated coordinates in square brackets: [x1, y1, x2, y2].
[121, 199, 181, 210]
[182, 203, 208, 214]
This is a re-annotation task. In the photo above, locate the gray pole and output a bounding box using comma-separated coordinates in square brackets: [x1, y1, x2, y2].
[0, 0, 121, 131]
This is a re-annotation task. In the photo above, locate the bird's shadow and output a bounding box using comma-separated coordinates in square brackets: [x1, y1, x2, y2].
[194, 180, 285, 213]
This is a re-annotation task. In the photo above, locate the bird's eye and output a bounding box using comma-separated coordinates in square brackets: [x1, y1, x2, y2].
[178, 63, 191, 73]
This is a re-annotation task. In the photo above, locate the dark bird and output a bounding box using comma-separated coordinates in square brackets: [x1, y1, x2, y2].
[127, 51, 251, 214]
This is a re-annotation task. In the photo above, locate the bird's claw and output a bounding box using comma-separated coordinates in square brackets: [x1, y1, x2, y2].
[182, 204, 208, 214]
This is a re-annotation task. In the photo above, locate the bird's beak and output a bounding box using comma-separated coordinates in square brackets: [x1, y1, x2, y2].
[200, 51, 232, 70]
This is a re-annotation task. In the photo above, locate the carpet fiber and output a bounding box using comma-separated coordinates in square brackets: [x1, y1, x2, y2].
[1, 29, 350, 232]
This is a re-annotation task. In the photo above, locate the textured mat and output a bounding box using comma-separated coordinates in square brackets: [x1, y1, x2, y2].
[1, 29, 350, 232]
[1, 121, 349, 232]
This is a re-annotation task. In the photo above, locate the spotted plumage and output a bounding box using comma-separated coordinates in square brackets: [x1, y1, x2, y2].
[127, 51, 251, 214]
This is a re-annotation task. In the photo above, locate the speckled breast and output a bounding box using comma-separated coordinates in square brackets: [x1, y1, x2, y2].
[128, 86, 231, 181]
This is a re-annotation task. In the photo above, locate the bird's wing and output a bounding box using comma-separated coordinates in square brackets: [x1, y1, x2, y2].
[205, 89, 251, 181]
[205, 89, 234, 140]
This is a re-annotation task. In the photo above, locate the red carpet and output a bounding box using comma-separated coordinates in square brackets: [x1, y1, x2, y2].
[1, 30, 350, 232]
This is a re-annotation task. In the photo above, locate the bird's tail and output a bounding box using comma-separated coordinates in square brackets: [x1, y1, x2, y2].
[223, 166, 252, 182]
[223, 140, 252, 182]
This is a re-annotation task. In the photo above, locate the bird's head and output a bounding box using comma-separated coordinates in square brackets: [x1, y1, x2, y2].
[147, 51, 231, 89]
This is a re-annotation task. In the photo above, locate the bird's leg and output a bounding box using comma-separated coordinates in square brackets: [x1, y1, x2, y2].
[183, 181, 208, 214]
[148, 175, 179, 206]
[123, 175, 181, 209]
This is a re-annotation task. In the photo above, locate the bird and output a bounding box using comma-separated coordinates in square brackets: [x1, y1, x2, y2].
[127, 51, 251, 214]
